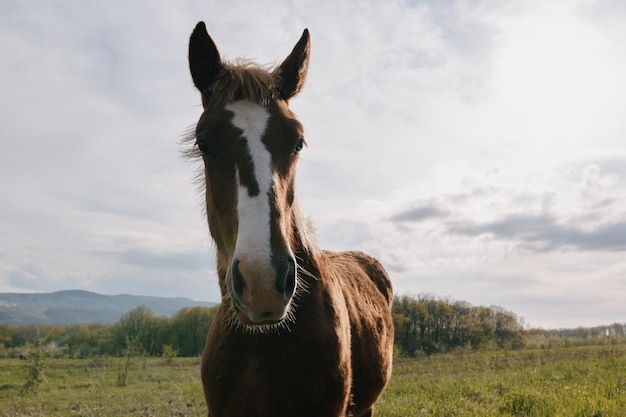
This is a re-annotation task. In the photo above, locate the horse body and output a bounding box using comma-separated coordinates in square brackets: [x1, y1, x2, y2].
[186, 22, 393, 417]
[202, 250, 393, 417]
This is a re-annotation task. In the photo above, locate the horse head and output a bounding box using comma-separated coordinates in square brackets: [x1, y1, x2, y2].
[188, 22, 312, 327]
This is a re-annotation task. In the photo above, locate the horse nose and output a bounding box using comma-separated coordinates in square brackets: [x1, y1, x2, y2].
[230, 255, 296, 324]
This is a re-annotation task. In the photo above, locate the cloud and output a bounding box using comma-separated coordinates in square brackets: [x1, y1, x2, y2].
[105, 249, 211, 273]
[390, 204, 448, 223]
[382, 159, 626, 252]
[449, 214, 626, 252]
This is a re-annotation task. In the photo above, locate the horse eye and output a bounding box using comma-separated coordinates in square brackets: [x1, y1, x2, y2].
[196, 135, 212, 156]
[293, 138, 304, 155]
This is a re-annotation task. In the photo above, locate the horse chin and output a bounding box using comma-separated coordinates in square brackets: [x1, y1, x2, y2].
[237, 312, 282, 326]
[236, 310, 284, 327]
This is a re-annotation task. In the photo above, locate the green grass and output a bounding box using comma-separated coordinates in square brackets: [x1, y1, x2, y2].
[1, 344, 625, 416]
[377, 344, 626, 416]
[1, 357, 206, 416]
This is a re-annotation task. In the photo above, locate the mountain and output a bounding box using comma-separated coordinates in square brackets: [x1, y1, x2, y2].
[0, 290, 217, 326]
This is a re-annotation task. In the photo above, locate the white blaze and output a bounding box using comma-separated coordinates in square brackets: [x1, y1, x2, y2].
[226, 100, 273, 274]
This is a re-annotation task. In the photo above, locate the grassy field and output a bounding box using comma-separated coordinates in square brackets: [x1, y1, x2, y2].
[1, 344, 625, 416]
[1, 356, 207, 417]
[378, 344, 626, 416]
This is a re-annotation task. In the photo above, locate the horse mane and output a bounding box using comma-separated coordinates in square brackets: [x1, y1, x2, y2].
[204, 58, 279, 107]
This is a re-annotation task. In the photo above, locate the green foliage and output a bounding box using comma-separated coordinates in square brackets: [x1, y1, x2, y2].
[393, 294, 526, 356]
[170, 307, 215, 357]
[0, 305, 218, 359]
[499, 390, 556, 416]
[17, 328, 67, 395]
[161, 344, 179, 364]
[1, 300, 623, 365]
[116, 335, 146, 387]
[526, 323, 626, 349]
[113, 305, 157, 356]
[19, 343, 47, 395]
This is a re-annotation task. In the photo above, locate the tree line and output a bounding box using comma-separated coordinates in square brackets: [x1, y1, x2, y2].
[393, 294, 526, 356]
[0, 306, 217, 359]
[1, 294, 525, 359]
[2, 294, 623, 359]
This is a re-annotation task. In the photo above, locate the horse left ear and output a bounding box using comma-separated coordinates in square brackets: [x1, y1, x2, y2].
[274, 29, 310, 100]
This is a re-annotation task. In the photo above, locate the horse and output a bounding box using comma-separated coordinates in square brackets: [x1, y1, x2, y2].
[186, 21, 394, 417]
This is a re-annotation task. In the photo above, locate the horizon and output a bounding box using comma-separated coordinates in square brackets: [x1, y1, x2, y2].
[1, 288, 622, 331]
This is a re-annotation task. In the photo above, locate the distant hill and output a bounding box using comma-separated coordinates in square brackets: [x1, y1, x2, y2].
[0, 290, 217, 326]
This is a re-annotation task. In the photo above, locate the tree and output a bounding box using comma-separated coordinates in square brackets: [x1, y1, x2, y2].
[492, 306, 525, 349]
[171, 307, 216, 356]
[113, 305, 156, 355]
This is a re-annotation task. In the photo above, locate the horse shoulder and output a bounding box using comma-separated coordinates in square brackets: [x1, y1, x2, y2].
[321, 250, 393, 307]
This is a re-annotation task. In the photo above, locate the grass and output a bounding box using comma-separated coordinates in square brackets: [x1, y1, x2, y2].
[378, 344, 626, 416]
[1, 344, 624, 416]
[1, 357, 206, 416]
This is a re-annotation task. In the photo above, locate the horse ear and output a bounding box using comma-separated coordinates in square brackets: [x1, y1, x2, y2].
[189, 22, 222, 95]
[274, 29, 310, 100]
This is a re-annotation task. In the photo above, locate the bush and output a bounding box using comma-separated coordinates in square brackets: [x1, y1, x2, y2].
[162, 344, 179, 364]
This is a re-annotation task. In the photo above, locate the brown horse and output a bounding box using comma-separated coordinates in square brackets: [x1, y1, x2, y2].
[186, 22, 394, 417]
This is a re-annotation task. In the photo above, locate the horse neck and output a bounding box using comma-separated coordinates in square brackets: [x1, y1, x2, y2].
[289, 199, 321, 262]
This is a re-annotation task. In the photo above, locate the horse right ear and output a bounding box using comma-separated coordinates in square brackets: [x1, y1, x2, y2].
[274, 29, 310, 100]
[189, 22, 222, 96]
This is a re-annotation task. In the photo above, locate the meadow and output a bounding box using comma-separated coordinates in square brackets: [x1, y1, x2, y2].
[1, 344, 625, 416]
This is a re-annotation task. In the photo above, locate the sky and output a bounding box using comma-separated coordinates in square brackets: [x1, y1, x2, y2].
[1, 0, 625, 329]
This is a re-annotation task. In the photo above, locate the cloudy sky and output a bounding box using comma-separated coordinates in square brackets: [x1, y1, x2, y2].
[1, 0, 625, 328]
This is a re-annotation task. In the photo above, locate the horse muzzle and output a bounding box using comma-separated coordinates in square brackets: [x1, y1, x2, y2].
[229, 254, 296, 325]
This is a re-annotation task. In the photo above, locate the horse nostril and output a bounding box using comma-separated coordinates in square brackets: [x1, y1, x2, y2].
[275, 256, 296, 300]
[284, 257, 296, 299]
[232, 259, 245, 300]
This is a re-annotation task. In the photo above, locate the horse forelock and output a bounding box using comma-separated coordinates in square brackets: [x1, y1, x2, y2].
[203, 59, 279, 107]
